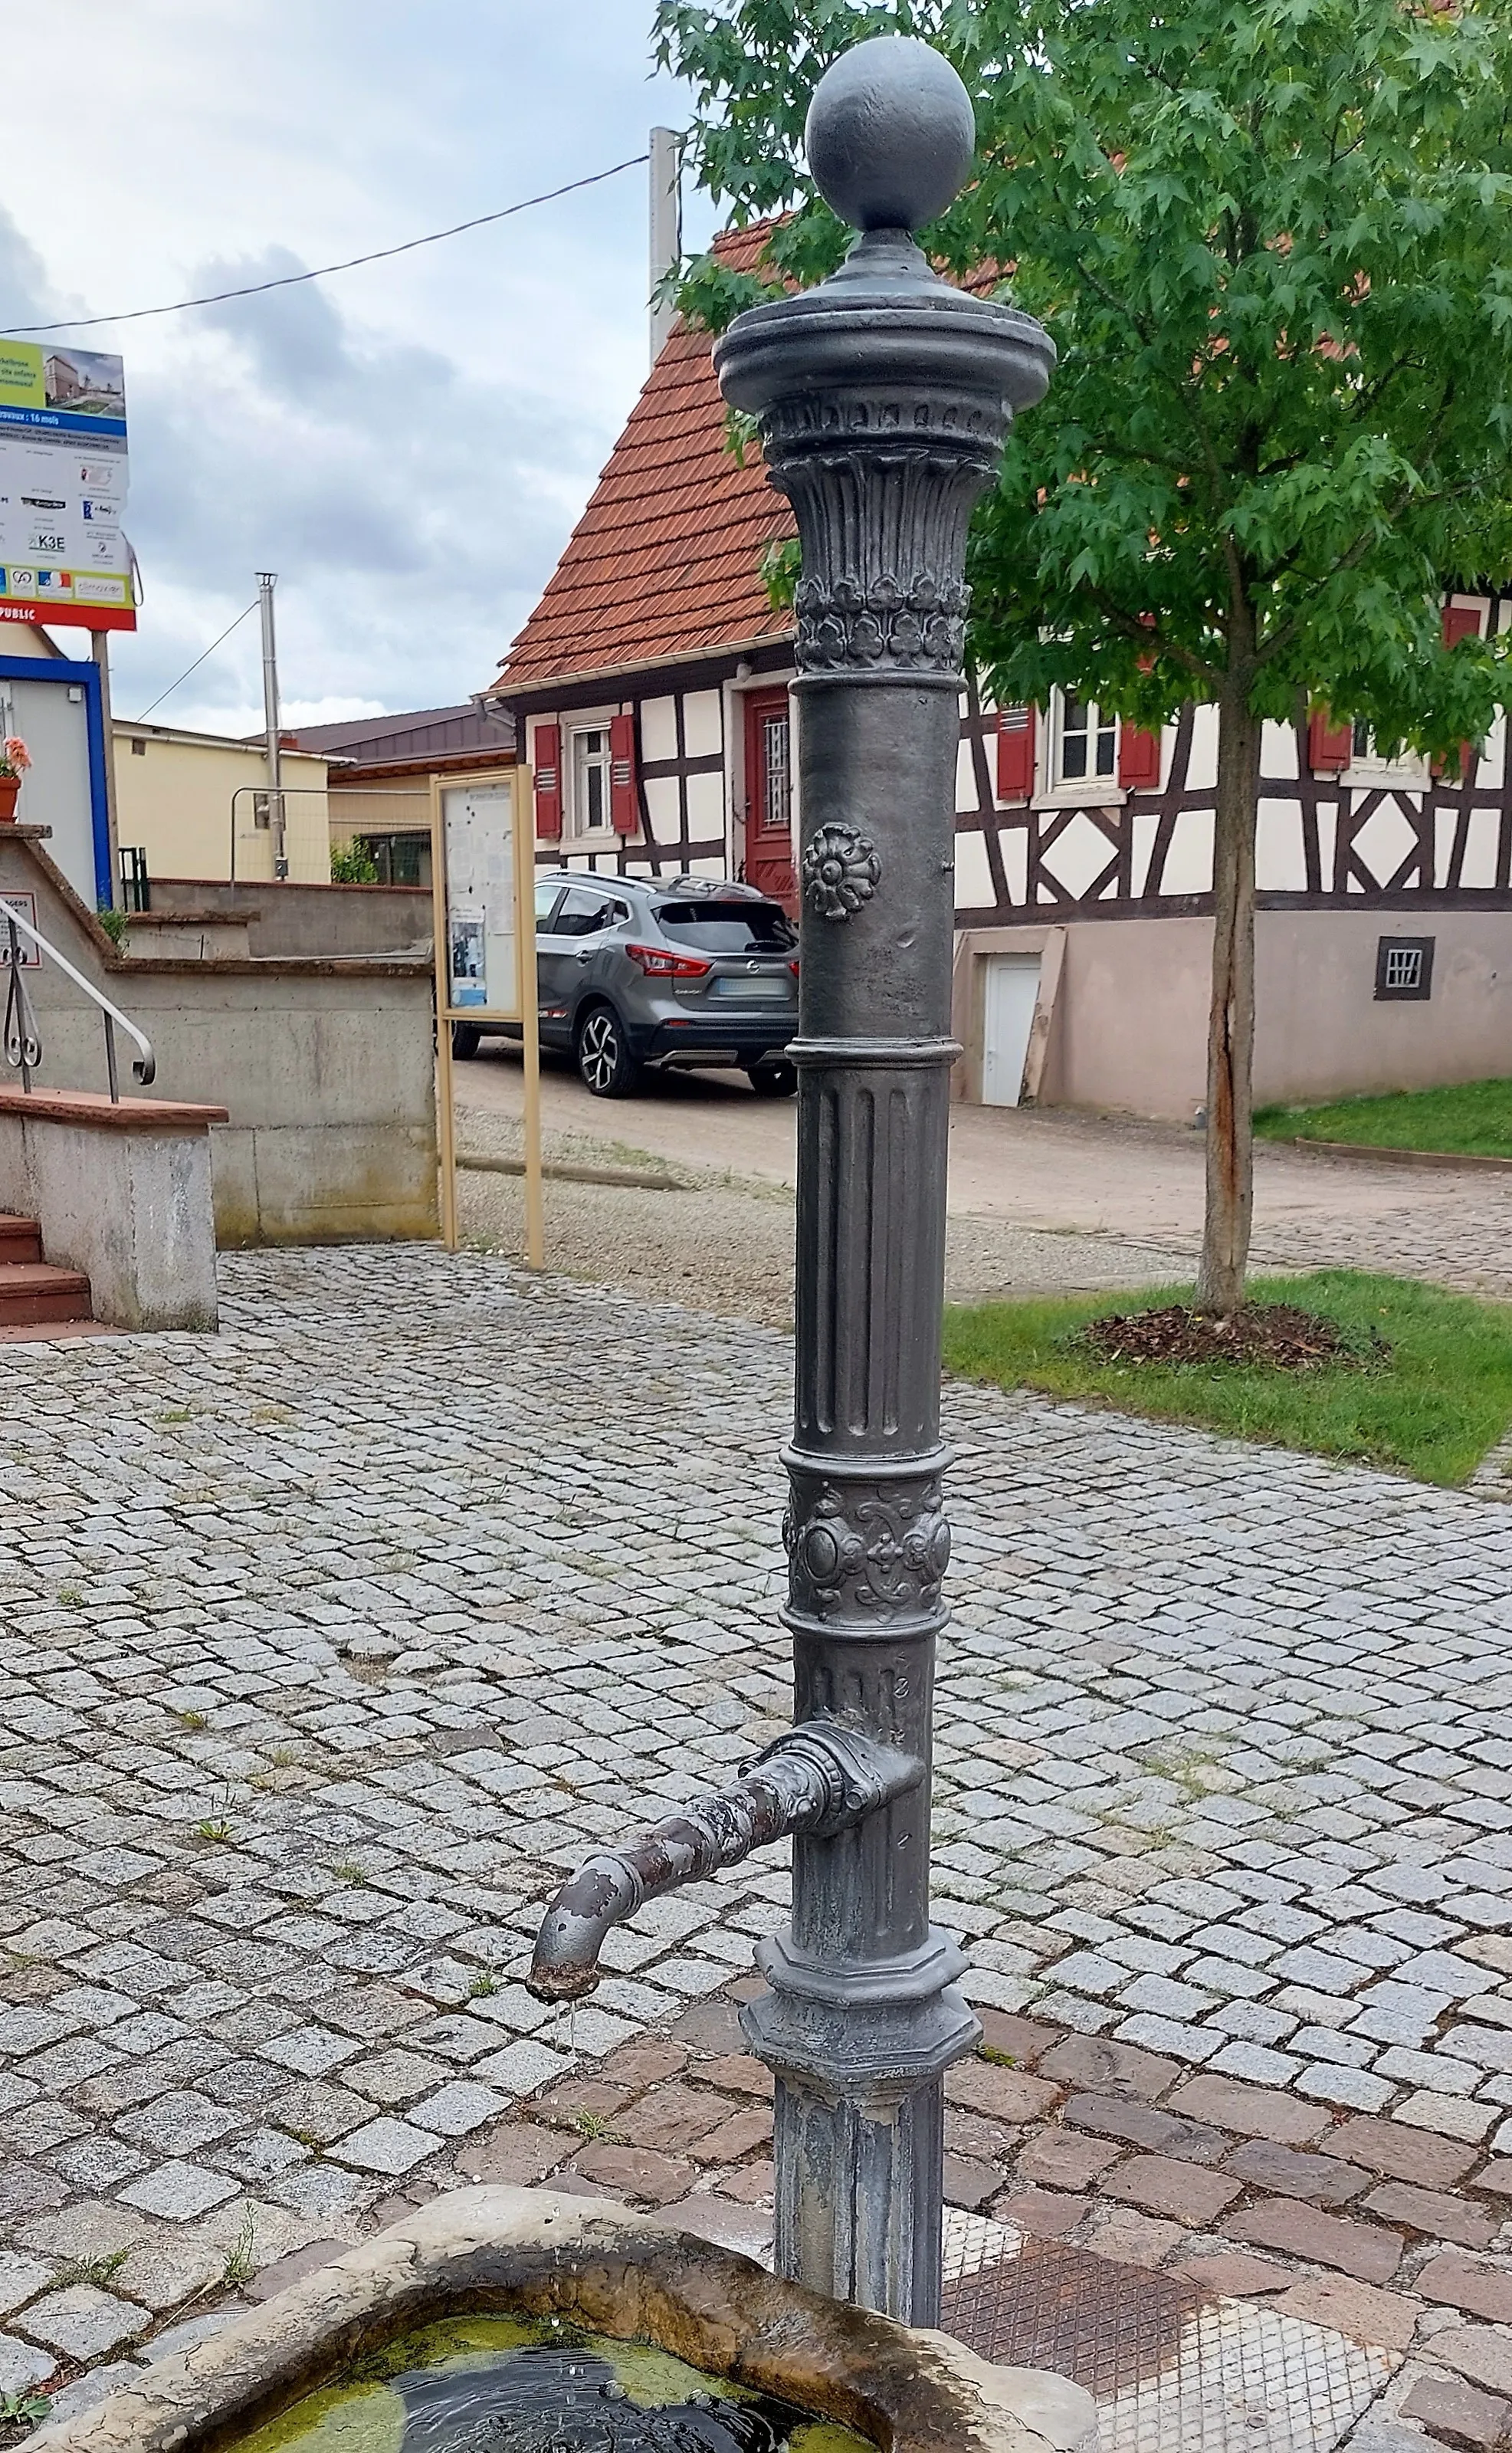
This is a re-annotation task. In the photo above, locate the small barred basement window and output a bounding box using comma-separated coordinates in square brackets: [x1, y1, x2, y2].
[1376, 937, 1434, 1000]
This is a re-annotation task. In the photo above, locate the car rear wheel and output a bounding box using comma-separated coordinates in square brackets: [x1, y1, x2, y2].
[451, 1024, 481, 1059]
[748, 1060, 798, 1097]
[576, 1003, 641, 1098]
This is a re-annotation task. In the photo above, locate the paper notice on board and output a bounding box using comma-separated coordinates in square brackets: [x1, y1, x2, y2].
[442, 783, 516, 1014]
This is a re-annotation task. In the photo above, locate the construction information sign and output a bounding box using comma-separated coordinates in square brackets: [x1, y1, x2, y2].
[0, 340, 134, 631]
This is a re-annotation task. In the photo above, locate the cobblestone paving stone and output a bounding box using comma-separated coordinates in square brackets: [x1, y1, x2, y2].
[6, 1245, 1512, 2437]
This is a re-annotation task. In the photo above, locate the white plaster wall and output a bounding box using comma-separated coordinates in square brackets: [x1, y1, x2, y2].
[1130, 813, 1162, 898]
[682, 691, 723, 758]
[684, 770, 726, 838]
[1185, 705, 1219, 793]
[643, 776, 681, 836]
[953, 831, 994, 908]
[1159, 809, 1214, 896]
[1255, 800, 1307, 893]
[1460, 809, 1500, 888]
[639, 697, 678, 762]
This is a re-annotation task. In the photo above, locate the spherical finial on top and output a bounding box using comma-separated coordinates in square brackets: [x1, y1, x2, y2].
[805, 36, 976, 235]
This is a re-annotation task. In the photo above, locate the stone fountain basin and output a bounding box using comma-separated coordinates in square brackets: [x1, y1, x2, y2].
[29, 2188, 1097, 2453]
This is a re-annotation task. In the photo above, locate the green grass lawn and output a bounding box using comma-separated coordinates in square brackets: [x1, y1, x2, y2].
[1255, 1077, 1512, 1158]
[942, 1271, 1512, 1486]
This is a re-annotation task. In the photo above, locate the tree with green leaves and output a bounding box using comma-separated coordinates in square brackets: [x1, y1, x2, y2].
[330, 837, 380, 885]
[657, 0, 1512, 1310]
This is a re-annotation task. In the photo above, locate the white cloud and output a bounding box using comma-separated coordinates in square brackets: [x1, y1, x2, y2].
[0, 2, 720, 732]
[120, 246, 595, 727]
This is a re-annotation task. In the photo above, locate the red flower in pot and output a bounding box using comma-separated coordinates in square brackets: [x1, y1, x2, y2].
[0, 737, 31, 822]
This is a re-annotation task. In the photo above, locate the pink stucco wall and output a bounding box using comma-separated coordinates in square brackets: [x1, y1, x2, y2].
[958, 907, 1512, 1120]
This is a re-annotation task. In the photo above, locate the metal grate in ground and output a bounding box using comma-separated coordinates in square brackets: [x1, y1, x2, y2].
[940, 2214, 1397, 2453]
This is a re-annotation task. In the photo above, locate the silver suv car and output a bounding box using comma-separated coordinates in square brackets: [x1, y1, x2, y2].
[451, 872, 799, 1098]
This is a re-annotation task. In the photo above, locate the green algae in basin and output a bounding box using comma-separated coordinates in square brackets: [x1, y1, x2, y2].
[231, 2314, 871, 2453]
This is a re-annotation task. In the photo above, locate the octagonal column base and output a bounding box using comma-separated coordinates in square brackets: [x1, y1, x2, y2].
[743, 1928, 982, 2325]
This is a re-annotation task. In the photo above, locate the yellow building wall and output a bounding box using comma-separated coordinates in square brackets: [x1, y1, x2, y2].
[112, 727, 330, 883]
[328, 782, 433, 847]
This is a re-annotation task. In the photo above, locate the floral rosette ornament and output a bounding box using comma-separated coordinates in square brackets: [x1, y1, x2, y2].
[801, 821, 881, 921]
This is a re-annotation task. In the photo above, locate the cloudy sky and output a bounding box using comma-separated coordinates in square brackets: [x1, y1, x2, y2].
[0, 2, 721, 733]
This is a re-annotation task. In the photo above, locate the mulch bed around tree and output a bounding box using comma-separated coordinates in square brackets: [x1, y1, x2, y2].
[1075, 1302, 1387, 1371]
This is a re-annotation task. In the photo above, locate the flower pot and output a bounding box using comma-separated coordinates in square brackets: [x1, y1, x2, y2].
[0, 778, 19, 823]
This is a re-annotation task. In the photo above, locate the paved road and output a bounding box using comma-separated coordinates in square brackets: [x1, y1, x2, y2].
[5, 1248, 1512, 2424]
[455, 1047, 1512, 1299]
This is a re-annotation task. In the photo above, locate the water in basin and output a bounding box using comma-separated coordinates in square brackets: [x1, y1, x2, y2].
[233, 2313, 871, 2452]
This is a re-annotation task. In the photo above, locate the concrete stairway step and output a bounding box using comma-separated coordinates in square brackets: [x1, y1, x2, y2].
[0, 1259, 93, 1325]
[0, 1213, 44, 1266]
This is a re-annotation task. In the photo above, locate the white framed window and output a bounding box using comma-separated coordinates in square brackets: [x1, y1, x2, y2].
[1052, 690, 1117, 787]
[1348, 721, 1428, 787]
[570, 727, 613, 834]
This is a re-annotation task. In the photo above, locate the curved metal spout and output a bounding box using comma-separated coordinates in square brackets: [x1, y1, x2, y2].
[527, 1722, 920, 2003]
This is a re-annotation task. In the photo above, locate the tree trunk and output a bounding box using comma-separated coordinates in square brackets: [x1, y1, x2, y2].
[1196, 664, 1263, 1315]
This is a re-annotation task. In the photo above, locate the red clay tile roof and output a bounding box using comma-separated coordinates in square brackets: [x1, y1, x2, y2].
[496, 223, 796, 696]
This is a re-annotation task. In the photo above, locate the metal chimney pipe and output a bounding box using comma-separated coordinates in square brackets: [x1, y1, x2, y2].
[256, 570, 287, 879]
[648, 127, 682, 366]
[713, 38, 1054, 2326]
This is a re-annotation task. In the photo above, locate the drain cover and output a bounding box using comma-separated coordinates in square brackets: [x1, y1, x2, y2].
[939, 2213, 1397, 2453]
[943, 2237, 1208, 2402]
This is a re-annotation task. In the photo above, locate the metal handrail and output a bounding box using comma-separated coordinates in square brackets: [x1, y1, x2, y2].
[227, 782, 428, 883]
[2, 903, 156, 1101]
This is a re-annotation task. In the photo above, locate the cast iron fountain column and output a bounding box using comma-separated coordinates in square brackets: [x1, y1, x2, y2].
[528, 35, 1052, 2333]
[713, 41, 1053, 2327]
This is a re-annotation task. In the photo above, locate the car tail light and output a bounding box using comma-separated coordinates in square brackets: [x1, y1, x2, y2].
[625, 942, 711, 979]
[789, 959, 799, 975]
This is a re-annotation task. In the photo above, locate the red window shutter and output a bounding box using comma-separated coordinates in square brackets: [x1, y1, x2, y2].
[1435, 608, 1484, 778]
[1308, 710, 1352, 772]
[533, 724, 562, 839]
[609, 712, 638, 837]
[995, 703, 1036, 800]
[1117, 723, 1161, 790]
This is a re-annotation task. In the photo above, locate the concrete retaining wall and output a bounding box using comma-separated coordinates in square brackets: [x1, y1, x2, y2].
[0, 833, 438, 1245]
[0, 1091, 223, 1330]
[148, 876, 432, 959]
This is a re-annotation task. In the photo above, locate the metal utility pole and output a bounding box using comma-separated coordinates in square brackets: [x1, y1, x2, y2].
[257, 570, 287, 878]
[648, 127, 682, 366]
[529, 37, 1054, 2329]
[91, 631, 122, 908]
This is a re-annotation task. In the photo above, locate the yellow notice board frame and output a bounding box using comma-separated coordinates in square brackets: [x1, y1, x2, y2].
[430, 769, 543, 1266]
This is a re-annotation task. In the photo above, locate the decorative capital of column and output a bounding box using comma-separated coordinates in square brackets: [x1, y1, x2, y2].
[714, 36, 1054, 682]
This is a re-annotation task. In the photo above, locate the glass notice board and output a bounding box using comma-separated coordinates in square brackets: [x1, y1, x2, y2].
[430, 768, 543, 1263]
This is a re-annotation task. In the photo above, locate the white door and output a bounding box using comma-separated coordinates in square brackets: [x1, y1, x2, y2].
[982, 954, 1041, 1107]
[4, 675, 98, 905]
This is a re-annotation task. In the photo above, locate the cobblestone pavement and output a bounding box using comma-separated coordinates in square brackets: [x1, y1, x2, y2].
[7, 1248, 1512, 2437]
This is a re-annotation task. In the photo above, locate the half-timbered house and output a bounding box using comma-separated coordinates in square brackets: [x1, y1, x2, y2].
[491, 225, 1512, 1120]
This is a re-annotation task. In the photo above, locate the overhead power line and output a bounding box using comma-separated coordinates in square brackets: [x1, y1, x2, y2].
[4, 156, 650, 337]
[133, 601, 259, 721]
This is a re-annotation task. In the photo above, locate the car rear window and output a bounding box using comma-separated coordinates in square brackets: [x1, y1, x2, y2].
[655, 900, 797, 952]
